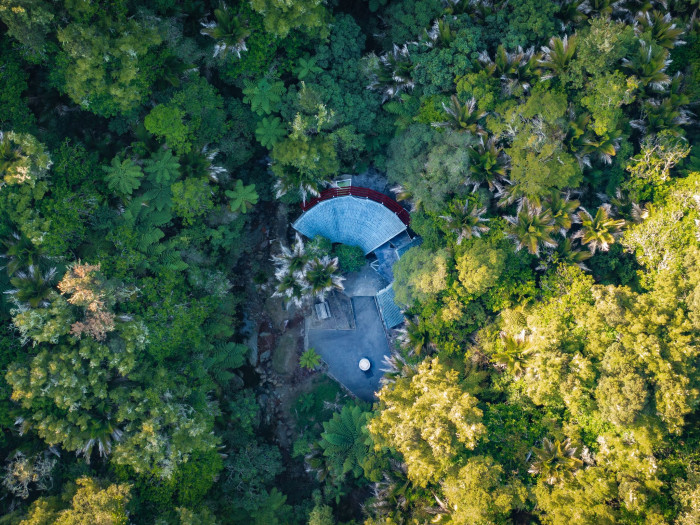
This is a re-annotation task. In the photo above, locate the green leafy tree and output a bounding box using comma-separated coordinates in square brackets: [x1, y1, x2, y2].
[0, 0, 55, 60]
[333, 244, 365, 273]
[271, 135, 339, 202]
[300, 348, 321, 370]
[226, 180, 259, 214]
[171, 177, 215, 225]
[368, 358, 486, 486]
[102, 157, 144, 196]
[18, 477, 130, 525]
[392, 246, 448, 306]
[442, 456, 527, 524]
[456, 239, 506, 296]
[493, 87, 582, 200]
[249, 0, 329, 38]
[0, 131, 51, 186]
[144, 105, 190, 154]
[55, 16, 161, 117]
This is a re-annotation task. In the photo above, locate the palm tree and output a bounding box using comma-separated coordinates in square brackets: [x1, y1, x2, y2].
[579, 0, 624, 18]
[495, 179, 533, 208]
[505, 203, 558, 256]
[367, 462, 412, 519]
[538, 237, 592, 271]
[492, 331, 533, 378]
[78, 418, 123, 462]
[5, 265, 58, 308]
[425, 17, 457, 48]
[272, 234, 311, 308]
[566, 111, 593, 168]
[582, 129, 623, 165]
[440, 200, 489, 244]
[397, 316, 433, 356]
[622, 38, 671, 92]
[466, 136, 508, 190]
[272, 269, 308, 309]
[574, 204, 626, 253]
[305, 256, 344, 300]
[529, 438, 583, 485]
[366, 44, 415, 102]
[556, 0, 588, 31]
[380, 352, 417, 386]
[539, 35, 578, 80]
[200, 2, 250, 59]
[544, 191, 580, 234]
[631, 94, 692, 138]
[478, 45, 542, 95]
[634, 10, 685, 49]
[607, 188, 650, 224]
[273, 164, 330, 205]
[432, 96, 487, 136]
[271, 233, 308, 274]
[0, 232, 51, 277]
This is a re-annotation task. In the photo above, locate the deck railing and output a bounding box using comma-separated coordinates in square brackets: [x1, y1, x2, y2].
[300, 187, 411, 226]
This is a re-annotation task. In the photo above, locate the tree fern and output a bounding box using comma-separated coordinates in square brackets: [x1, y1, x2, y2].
[137, 228, 164, 251]
[255, 117, 286, 148]
[204, 342, 248, 384]
[102, 157, 143, 196]
[242, 78, 285, 116]
[318, 404, 370, 481]
[294, 55, 322, 80]
[226, 180, 258, 214]
[143, 149, 180, 186]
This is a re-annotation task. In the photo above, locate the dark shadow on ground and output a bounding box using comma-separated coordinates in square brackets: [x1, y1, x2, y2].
[308, 296, 390, 401]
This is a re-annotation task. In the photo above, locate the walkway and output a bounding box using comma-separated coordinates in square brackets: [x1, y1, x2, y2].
[308, 296, 390, 401]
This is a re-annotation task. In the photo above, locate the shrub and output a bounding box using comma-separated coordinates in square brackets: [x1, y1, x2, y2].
[334, 244, 365, 273]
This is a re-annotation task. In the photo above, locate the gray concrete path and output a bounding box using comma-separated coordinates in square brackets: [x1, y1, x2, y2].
[342, 264, 389, 297]
[308, 296, 390, 401]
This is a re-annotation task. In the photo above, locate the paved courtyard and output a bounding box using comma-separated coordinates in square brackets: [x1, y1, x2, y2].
[308, 296, 390, 401]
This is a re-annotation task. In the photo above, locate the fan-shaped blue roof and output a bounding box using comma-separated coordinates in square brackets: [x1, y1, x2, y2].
[293, 196, 408, 254]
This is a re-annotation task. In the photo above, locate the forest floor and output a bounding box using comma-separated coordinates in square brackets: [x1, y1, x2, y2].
[242, 199, 338, 452]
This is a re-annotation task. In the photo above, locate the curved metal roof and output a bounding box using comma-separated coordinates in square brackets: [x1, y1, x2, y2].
[293, 196, 408, 254]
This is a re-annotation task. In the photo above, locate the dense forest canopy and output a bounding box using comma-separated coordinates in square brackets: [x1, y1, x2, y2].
[0, 0, 698, 523]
